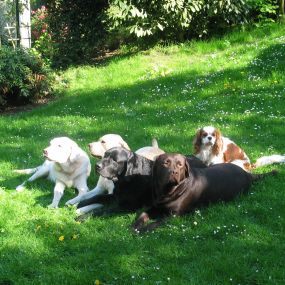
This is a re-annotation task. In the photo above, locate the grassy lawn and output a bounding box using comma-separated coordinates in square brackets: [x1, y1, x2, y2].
[0, 23, 285, 284]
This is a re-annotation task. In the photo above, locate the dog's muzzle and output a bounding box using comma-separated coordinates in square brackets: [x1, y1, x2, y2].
[43, 149, 51, 160]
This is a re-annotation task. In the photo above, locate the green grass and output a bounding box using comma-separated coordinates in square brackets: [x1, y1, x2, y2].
[1, 23, 285, 284]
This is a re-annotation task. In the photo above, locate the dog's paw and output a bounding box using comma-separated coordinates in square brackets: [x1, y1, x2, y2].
[132, 226, 141, 235]
[75, 208, 84, 215]
[47, 204, 58, 209]
[131, 219, 145, 234]
[16, 184, 26, 192]
[66, 204, 77, 209]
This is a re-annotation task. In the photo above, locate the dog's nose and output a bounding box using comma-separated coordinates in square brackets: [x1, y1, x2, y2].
[95, 162, 102, 172]
[88, 143, 92, 149]
[172, 170, 178, 176]
[43, 149, 48, 156]
[208, 136, 212, 141]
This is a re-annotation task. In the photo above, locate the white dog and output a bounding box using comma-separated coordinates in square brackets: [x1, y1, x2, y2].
[66, 134, 164, 214]
[14, 137, 91, 208]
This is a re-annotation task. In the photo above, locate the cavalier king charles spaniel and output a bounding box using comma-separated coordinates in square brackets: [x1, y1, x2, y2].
[193, 126, 285, 171]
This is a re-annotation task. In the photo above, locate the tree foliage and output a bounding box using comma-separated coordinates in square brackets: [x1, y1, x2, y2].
[29, 0, 283, 67]
[107, 0, 249, 39]
[45, 0, 108, 67]
[247, 0, 280, 22]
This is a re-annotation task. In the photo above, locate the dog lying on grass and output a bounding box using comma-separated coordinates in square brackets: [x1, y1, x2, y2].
[76, 147, 206, 215]
[193, 126, 285, 171]
[14, 137, 91, 208]
[68, 134, 164, 214]
[132, 153, 277, 233]
[76, 147, 154, 212]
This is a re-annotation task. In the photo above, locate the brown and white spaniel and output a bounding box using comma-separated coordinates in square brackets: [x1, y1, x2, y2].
[193, 126, 285, 171]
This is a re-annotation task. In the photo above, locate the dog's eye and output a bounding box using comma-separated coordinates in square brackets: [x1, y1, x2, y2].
[164, 159, 170, 165]
[58, 144, 62, 147]
[212, 133, 216, 137]
[202, 133, 207, 137]
[101, 140, 106, 144]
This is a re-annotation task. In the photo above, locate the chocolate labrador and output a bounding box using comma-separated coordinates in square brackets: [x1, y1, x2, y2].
[133, 153, 277, 232]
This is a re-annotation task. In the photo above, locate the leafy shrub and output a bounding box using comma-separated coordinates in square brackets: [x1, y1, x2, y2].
[31, 5, 53, 65]
[107, 0, 250, 40]
[0, 46, 54, 108]
[247, 0, 280, 23]
[30, 0, 283, 68]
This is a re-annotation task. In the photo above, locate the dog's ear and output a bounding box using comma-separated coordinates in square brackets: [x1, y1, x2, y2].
[120, 140, 131, 151]
[184, 157, 190, 178]
[115, 149, 131, 176]
[118, 147, 134, 161]
[116, 160, 127, 177]
[193, 128, 202, 154]
[213, 128, 222, 155]
[69, 145, 81, 163]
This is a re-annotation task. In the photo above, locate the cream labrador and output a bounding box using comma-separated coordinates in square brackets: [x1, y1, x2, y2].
[14, 137, 91, 208]
[66, 134, 164, 214]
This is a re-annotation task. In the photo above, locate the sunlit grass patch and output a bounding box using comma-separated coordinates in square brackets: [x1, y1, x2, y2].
[0, 23, 284, 284]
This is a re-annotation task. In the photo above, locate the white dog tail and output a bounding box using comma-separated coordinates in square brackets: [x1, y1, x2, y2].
[152, 138, 159, 148]
[13, 167, 38, 175]
[253, 154, 285, 168]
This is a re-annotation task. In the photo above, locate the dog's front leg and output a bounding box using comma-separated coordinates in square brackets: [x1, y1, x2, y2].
[75, 175, 89, 196]
[132, 207, 166, 233]
[66, 189, 96, 206]
[49, 181, 65, 208]
[132, 212, 150, 233]
[65, 175, 89, 206]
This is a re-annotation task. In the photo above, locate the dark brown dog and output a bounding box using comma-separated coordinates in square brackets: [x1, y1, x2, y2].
[133, 153, 277, 233]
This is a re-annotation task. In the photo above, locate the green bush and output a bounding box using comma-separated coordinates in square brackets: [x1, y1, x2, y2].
[107, 0, 250, 40]
[0, 47, 54, 108]
[247, 0, 279, 23]
[30, 0, 283, 68]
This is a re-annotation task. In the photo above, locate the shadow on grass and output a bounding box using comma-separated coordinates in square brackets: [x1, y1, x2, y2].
[1, 44, 284, 140]
[0, 43, 284, 187]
